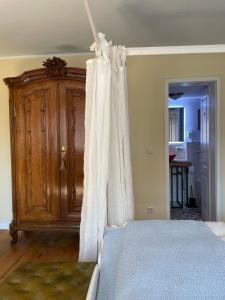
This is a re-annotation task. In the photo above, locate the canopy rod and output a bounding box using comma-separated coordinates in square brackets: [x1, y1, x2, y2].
[83, 0, 99, 46]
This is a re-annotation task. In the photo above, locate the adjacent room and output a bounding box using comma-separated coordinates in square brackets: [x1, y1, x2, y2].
[168, 80, 217, 221]
[1, 1, 225, 299]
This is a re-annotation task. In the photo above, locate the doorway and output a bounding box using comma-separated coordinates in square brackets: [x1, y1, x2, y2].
[164, 78, 221, 221]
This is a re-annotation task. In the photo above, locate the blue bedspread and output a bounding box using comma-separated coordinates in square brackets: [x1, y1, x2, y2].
[97, 220, 225, 300]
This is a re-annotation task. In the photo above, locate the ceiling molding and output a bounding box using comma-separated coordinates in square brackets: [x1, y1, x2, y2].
[0, 52, 93, 60]
[1, 44, 225, 60]
[127, 44, 225, 56]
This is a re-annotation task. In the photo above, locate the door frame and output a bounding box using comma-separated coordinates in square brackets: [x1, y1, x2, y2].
[164, 77, 222, 221]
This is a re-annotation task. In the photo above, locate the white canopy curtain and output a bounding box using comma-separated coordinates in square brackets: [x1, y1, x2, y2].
[79, 33, 134, 262]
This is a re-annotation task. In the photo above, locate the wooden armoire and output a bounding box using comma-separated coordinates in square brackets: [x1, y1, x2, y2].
[4, 57, 86, 244]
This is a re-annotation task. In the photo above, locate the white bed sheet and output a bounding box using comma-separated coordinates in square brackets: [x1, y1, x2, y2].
[86, 221, 225, 300]
[86, 265, 99, 300]
[206, 221, 225, 241]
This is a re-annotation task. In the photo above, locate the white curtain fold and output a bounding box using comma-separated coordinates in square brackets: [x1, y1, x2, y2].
[79, 34, 134, 262]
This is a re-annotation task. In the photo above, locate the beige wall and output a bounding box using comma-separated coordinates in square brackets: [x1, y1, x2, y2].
[1, 53, 225, 226]
[127, 53, 225, 221]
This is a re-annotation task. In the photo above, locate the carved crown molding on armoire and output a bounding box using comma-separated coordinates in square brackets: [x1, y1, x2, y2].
[4, 57, 86, 244]
[4, 57, 86, 87]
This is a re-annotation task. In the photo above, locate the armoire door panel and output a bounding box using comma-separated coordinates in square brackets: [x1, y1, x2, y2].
[59, 80, 85, 222]
[14, 81, 60, 222]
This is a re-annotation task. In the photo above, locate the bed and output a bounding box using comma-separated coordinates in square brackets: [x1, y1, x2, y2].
[87, 220, 225, 300]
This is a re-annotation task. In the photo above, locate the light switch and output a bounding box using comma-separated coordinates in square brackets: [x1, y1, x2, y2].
[147, 207, 154, 214]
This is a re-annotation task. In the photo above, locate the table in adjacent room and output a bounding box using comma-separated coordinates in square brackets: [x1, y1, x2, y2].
[170, 161, 192, 208]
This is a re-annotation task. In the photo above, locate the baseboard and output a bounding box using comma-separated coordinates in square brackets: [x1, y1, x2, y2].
[0, 223, 9, 229]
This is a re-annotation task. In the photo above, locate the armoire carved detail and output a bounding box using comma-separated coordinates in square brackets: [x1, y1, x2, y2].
[67, 88, 84, 214]
[43, 57, 67, 77]
[4, 58, 86, 244]
[24, 90, 49, 213]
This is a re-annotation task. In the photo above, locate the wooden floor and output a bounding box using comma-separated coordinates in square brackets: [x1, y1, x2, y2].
[0, 230, 79, 283]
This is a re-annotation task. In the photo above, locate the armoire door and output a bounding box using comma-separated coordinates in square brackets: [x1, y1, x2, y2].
[14, 80, 60, 222]
[59, 80, 85, 222]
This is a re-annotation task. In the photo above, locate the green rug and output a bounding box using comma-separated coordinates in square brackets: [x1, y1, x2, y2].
[0, 262, 95, 300]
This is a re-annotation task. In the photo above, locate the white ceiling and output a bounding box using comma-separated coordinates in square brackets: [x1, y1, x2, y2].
[169, 82, 209, 99]
[1, 0, 225, 57]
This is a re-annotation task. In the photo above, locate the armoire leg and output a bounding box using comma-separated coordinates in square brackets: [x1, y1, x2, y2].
[9, 222, 18, 245]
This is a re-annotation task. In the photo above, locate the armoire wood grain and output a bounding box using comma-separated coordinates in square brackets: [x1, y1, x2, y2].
[4, 57, 86, 244]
